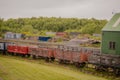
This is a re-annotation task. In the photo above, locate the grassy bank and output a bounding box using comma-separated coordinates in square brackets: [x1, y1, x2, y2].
[0, 55, 109, 80]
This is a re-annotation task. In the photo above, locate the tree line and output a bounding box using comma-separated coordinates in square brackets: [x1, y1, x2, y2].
[0, 17, 107, 37]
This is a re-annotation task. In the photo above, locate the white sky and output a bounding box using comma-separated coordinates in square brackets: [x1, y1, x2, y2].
[0, 0, 120, 20]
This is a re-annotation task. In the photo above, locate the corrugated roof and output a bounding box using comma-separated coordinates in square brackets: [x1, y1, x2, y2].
[102, 13, 120, 31]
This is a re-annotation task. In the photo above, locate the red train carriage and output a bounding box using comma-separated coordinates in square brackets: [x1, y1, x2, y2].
[54, 48, 64, 62]
[7, 44, 29, 56]
[28, 46, 55, 61]
[7, 44, 14, 53]
[69, 47, 81, 64]
[77, 48, 93, 67]
[80, 48, 91, 62]
[54, 45, 93, 67]
[54, 45, 65, 63]
[17, 45, 28, 54]
[7, 44, 18, 53]
[28, 46, 38, 58]
[63, 50, 73, 62]
[72, 51, 80, 63]
[72, 48, 81, 64]
[36, 48, 43, 57]
[42, 48, 54, 61]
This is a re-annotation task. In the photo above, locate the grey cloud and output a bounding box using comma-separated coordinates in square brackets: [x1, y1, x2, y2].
[0, 0, 120, 19]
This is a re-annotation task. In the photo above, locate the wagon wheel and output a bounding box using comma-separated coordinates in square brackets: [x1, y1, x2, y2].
[32, 55, 36, 59]
[113, 68, 120, 76]
[45, 57, 49, 62]
[21, 54, 25, 57]
[74, 62, 79, 67]
[11, 53, 14, 56]
[51, 57, 55, 61]
[26, 54, 30, 57]
[75, 62, 86, 68]
[79, 62, 86, 68]
[95, 65, 107, 71]
[2, 50, 6, 55]
[59, 59, 64, 64]
[95, 65, 101, 71]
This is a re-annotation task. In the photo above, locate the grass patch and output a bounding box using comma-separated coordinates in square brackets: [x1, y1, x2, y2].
[0, 55, 110, 80]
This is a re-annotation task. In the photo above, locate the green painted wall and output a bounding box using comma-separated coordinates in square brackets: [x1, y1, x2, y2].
[101, 31, 120, 55]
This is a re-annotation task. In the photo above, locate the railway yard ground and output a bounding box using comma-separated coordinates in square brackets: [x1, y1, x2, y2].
[0, 54, 119, 80]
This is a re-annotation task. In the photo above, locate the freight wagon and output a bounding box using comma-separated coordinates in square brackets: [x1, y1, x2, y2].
[7, 44, 29, 57]
[0, 42, 10, 54]
[0, 42, 6, 54]
[28, 46, 55, 61]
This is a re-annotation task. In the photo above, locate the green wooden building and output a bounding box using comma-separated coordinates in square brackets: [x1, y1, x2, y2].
[102, 13, 120, 55]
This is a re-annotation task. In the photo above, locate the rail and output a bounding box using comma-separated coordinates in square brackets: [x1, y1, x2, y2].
[0, 39, 61, 48]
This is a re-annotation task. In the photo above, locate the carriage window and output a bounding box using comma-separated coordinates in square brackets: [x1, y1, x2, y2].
[109, 42, 116, 50]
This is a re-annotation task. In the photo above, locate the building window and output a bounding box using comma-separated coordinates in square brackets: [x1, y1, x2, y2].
[109, 42, 116, 50]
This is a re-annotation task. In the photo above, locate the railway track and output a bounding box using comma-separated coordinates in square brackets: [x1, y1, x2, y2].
[0, 39, 60, 48]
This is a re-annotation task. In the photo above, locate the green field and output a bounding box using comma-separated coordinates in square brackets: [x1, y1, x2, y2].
[0, 55, 109, 80]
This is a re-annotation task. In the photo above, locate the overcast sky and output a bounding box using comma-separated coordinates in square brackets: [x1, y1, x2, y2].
[0, 0, 120, 20]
